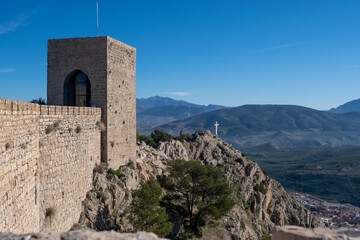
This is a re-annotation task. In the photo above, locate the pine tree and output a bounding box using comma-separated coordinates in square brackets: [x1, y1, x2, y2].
[129, 177, 172, 237]
[158, 159, 235, 235]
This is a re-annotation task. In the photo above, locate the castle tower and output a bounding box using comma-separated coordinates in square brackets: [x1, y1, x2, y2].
[47, 37, 136, 169]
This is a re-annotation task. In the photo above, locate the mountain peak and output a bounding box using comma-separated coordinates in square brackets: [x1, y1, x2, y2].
[329, 98, 360, 113]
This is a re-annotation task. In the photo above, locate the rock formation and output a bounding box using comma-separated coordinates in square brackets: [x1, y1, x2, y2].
[77, 130, 321, 239]
[0, 230, 165, 240]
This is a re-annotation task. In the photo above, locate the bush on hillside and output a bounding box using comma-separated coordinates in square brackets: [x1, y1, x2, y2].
[150, 129, 173, 145]
[136, 134, 156, 147]
[137, 130, 193, 147]
[174, 133, 193, 142]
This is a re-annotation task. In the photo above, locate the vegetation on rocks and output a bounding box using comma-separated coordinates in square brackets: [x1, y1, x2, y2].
[137, 129, 193, 147]
[158, 159, 234, 236]
[129, 177, 172, 237]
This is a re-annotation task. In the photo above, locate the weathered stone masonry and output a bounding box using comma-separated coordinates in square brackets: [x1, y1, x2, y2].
[0, 99, 101, 233]
[0, 36, 136, 234]
[47, 36, 136, 169]
[0, 100, 40, 234]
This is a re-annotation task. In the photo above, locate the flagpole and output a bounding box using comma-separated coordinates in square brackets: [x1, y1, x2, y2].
[97, 2, 99, 37]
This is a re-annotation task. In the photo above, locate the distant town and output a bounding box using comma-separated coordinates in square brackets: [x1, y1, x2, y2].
[289, 192, 360, 228]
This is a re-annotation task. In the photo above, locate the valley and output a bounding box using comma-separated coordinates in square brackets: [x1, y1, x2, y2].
[243, 145, 360, 207]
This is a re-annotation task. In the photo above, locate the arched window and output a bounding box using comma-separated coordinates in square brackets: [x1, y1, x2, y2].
[63, 70, 91, 107]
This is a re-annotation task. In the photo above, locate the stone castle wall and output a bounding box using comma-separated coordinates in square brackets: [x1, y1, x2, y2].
[47, 37, 136, 169]
[38, 105, 101, 232]
[106, 37, 136, 169]
[0, 99, 101, 233]
[0, 99, 40, 233]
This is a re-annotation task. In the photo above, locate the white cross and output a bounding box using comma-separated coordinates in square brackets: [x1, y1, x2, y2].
[214, 121, 219, 136]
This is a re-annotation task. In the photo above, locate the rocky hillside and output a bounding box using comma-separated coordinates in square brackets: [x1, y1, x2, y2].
[0, 230, 165, 240]
[76, 131, 321, 240]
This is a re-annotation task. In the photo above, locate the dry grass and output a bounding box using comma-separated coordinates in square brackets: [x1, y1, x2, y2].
[93, 162, 108, 174]
[45, 207, 56, 218]
[96, 121, 106, 132]
[53, 121, 61, 128]
[45, 125, 55, 134]
[5, 142, 14, 150]
[45, 121, 61, 134]
[71, 223, 81, 230]
[75, 126, 82, 133]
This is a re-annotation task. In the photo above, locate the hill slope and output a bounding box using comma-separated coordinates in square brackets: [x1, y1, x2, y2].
[139, 104, 360, 148]
[329, 98, 360, 113]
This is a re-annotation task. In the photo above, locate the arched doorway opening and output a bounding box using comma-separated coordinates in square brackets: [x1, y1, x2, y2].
[63, 70, 91, 107]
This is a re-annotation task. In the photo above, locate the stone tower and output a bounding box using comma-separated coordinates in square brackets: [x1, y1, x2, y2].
[47, 36, 136, 169]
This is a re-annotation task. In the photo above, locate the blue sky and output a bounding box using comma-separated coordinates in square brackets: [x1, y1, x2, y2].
[1, 0, 360, 110]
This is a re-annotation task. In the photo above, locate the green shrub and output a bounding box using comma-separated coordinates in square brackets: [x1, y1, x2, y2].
[137, 131, 193, 147]
[244, 202, 250, 210]
[240, 220, 246, 230]
[260, 235, 271, 240]
[254, 182, 266, 194]
[136, 134, 156, 147]
[259, 182, 266, 194]
[150, 129, 173, 145]
[115, 169, 125, 180]
[174, 133, 193, 142]
[180, 228, 190, 240]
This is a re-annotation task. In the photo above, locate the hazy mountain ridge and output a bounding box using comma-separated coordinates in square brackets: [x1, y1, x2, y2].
[137, 96, 227, 112]
[138, 104, 360, 148]
[136, 96, 228, 128]
[328, 98, 360, 113]
[151, 104, 360, 132]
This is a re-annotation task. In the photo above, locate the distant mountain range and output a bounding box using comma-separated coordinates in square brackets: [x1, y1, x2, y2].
[136, 96, 227, 128]
[136, 97, 360, 148]
[328, 98, 360, 113]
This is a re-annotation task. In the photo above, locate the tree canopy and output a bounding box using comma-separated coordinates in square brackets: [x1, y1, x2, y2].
[158, 159, 235, 235]
[150, 129, 173, 145]
[129, 177, 172, 237]
[30, 97, 46, 105]
[137, 130, 193, 147]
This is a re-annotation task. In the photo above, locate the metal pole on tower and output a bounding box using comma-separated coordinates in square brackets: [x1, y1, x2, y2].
[97, 2, 99, 37]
